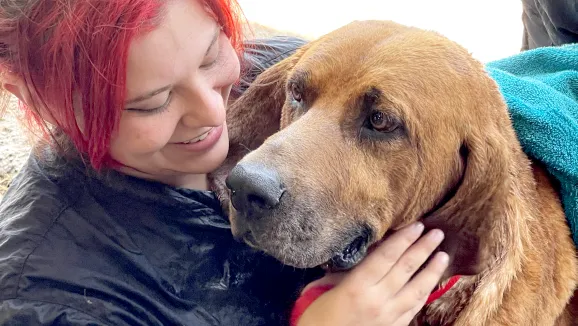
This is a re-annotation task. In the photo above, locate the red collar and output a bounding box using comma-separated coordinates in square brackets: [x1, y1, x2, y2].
[289, 275, 462, 326]
[425, 275, 461, 305]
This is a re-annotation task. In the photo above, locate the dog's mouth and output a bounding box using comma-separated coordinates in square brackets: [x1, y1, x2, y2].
[321, 231, 373, 272]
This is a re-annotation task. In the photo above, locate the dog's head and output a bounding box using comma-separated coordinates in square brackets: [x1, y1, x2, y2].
[226, 21, 514, 278]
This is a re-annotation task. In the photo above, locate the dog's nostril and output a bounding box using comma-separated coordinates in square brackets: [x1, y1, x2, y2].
[247, 194, 277, 209]
[226, 162, 285, 217]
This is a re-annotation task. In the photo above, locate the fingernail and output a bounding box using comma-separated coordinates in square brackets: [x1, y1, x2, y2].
[413, 222, 424, 233]
[430, 229, 445, 242]
[438, 251, 450, 265]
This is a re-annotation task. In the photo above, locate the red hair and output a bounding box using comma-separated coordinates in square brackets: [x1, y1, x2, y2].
[0, 0, 245, 170]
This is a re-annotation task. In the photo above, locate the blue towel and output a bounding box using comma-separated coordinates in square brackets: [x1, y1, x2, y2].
[485, 44, 578, 246]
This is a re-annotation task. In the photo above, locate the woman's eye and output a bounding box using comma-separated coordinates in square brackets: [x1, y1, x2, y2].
[369, 110, 399, 133]
[290, 83, 302, 103]
[201, 54, 219, 69]
[201, 39, 221, 69]
[126, 92, 172, 114]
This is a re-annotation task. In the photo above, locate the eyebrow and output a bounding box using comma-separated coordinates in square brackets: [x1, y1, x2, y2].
[205, 26, 220, 56]
[125, 27, 220, 106]
[125, 85, 172, 105]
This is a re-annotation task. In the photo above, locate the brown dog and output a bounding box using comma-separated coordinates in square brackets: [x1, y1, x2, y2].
[210, 20, 578, 325]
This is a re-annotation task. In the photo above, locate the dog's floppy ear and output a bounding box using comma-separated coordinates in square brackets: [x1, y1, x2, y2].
[422, 129, 510, 277]
[209, 46, 306, 209]
[225, 45, 311, 158]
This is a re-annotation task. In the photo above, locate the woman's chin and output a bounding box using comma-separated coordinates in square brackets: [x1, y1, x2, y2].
[195, 132, 229, 173]
[112, 127, 230, 185]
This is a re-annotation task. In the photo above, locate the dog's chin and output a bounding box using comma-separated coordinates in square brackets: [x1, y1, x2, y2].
[236, 227, 374, 271]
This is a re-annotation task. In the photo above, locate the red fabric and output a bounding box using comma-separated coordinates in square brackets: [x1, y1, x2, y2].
[289, 276, 462, 326]
[425, 275, 461, 305]
[290, 284, 335, 326]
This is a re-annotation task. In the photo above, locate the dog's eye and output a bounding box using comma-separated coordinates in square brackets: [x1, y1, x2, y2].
[290, 83, 302, 103]
[369, 110, 399, 133]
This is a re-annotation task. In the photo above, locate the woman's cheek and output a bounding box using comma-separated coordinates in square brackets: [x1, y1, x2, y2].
[112, 114, 177, 155]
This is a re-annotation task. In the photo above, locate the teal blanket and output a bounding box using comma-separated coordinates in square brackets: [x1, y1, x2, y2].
[485, 44, 578, 246]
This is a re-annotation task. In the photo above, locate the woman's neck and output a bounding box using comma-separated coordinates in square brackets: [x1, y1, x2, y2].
[168, 173, 209, 190]
[117, 165, 209, 191]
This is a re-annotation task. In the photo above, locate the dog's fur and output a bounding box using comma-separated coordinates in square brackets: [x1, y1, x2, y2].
[210, 20, 578, 325]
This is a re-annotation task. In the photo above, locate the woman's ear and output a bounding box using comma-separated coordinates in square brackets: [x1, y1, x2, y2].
[1, 70, 31, 105]
[0, 70, 57, 126]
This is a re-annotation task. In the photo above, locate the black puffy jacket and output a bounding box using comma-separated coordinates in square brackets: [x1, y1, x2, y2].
[0, 36, 323, 326]
[521, 0, 578, 50]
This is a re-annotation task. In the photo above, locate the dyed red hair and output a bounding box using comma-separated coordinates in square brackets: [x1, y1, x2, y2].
[0, 0, 245, 170]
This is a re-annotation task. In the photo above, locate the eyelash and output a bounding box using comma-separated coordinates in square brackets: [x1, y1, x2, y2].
[127, 92, 173, 114]
[201, 39, 222, 69]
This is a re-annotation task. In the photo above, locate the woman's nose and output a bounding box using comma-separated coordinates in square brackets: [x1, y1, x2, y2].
[180, 83, 226, 128]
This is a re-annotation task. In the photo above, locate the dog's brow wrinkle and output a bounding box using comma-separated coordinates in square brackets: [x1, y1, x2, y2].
[289, 69, 311, 85]
[366, 87, 381, 101]
[361, 87, 382, 111]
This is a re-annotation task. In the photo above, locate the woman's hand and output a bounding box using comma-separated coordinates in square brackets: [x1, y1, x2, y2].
[297, 222, 448, 326]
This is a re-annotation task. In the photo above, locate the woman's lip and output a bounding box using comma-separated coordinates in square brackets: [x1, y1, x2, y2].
[175, 128, 213, 144]
[172, 124, 223, 152]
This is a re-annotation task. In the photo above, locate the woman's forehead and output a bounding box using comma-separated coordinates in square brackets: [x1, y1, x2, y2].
[125, 0, 217, 98]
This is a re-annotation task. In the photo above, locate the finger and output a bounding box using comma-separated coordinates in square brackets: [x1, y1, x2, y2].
[391, 296, 428, 326]
[344, 222, 425, 288]
[301, 272, 347, 295]
[378, 229, 445, 295]
[391, 251, 450, 314]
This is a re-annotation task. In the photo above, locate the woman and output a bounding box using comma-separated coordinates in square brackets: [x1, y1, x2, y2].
[0, 0, 448, 325]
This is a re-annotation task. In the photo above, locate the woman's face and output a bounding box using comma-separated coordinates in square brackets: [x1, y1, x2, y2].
[109, 0, 240, 188]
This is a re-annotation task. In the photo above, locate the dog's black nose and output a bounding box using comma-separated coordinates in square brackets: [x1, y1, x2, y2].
[225, 163, 285, 217]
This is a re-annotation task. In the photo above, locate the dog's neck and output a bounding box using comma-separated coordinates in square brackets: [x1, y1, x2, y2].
[420, 149, 538, 325]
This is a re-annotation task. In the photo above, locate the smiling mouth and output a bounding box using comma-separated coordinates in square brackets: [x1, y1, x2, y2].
[177, 128, 213, 144]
